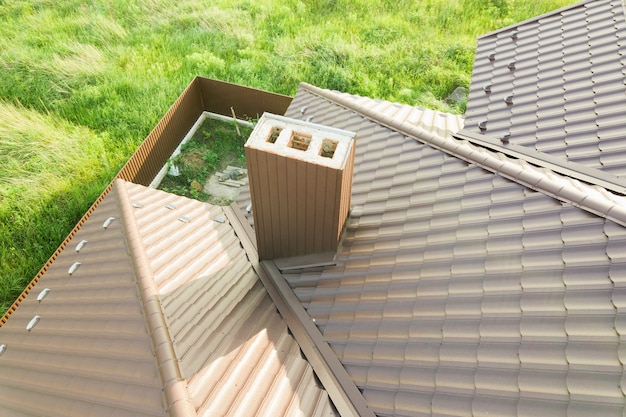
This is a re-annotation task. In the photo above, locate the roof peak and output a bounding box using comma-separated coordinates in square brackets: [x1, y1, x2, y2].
[298, 82, 463, 139]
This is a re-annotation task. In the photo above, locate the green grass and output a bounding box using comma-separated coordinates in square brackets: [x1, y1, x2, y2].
[159, 117, 254, 203]
[0, 0, 576, 312]
[0, 102, 110, 308]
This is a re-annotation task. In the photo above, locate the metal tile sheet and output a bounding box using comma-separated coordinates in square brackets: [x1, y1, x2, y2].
[123, 182, 339, 417]
[248, 86, 626, 415]
[0, 179, 339, 417]
[0, 191, 165, 417]
[463, 0, 626, 178]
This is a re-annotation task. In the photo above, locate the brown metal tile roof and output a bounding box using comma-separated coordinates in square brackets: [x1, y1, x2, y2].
[0, 179, 339, 417]
[463, 0, 626, 178]
[308, 92, 465, 138]
[234, 83, 626, 416]
[6, 2, 626, 411]
[119, 181, 339, 417]
[0, 188, 165, 417]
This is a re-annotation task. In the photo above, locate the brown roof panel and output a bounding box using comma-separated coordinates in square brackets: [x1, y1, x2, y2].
[120, 181, 339, 417]
[238, 85, 626, 415]
[464, 0, 626, 177]
[0, 177, 339, 417]
[0, 190, 165, 417]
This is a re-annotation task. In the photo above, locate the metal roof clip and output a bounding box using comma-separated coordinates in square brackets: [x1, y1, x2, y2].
[37, 288, 51, 302]
[76, 239, 88, 252]
[26, 315, 41, 332]
[69, 262, 81, 276]
[0, 344, 6, 356]
[478, 120, 488, 131]
[103, 217, 116, 229]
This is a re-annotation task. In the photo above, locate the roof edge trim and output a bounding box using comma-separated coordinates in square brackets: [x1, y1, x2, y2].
[299, 83, 626, 227]
[298, 82, 453, 142]
[114, 179, 197, 417]
[1, 183, 115, 327]
[223, 205, 376, 417]
[476, 0, 595, 39]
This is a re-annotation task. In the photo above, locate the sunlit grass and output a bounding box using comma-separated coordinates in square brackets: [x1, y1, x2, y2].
[0, 0, 577, 310]
[0, 102, 108, 186]
[0, 102, 110, 311]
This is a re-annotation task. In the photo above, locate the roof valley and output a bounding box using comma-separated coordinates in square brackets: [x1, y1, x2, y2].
[121, 182, 342, 416]
[222, 204, 376, 417]
[113, 179, 197, 417]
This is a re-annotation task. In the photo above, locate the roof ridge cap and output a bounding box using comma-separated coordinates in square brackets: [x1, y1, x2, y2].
[298, 84, 626, 227]
[455, 140, 626, 225]
[417, 127, 626, 227]
[300, 82, 460, 120]
[299, 83, 457, 139]
[114, 179, 197, 417]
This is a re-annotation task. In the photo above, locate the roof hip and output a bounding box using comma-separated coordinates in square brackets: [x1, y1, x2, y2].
[476, 0, 599, 39]
[114, 179, 197, 417]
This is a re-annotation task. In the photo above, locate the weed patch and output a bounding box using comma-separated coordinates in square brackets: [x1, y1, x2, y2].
[158, 117, 253, 204]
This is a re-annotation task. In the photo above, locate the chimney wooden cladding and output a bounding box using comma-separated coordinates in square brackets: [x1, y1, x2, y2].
[245, 113, 356, 260]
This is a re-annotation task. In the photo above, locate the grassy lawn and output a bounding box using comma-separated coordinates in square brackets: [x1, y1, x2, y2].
[158, 116, 254, 204]
[0, 0, 576, 311]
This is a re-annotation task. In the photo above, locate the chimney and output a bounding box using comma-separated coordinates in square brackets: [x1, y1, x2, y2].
[244, 113, 356, 260]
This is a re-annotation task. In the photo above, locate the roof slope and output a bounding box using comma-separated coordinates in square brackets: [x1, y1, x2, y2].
[236, 93, 465, 228]
[122, 181, 338, 417]
[236, 83, 626, 416]
[0, 187, 165, 417]
[463, 0, 626, 177]
[0, 179, 338, 417]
